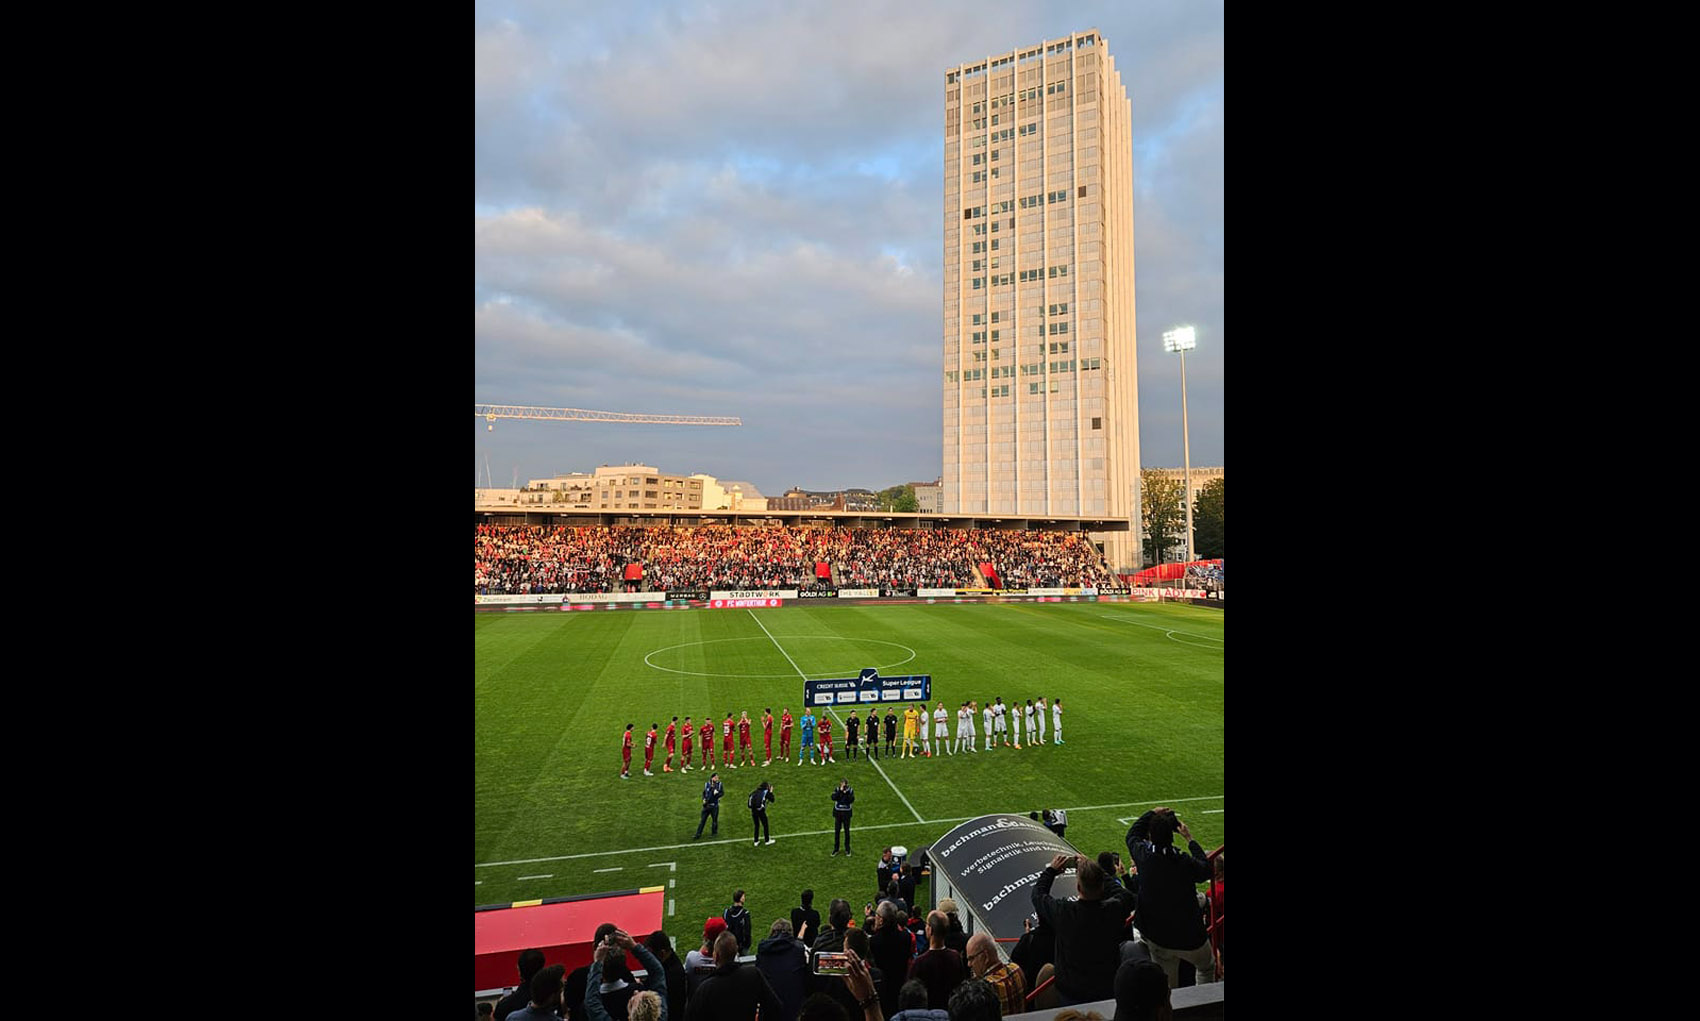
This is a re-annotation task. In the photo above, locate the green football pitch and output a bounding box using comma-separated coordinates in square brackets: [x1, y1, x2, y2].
[475, 600, 1223, 948]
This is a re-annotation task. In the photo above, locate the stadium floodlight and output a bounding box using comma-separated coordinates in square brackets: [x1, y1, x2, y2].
[1162, 326, 1197, 566]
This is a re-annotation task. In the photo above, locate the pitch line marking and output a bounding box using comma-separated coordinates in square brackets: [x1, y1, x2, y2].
[748, 610, 925, 824]
[1202, 809, 1224, 814]
[474, 796, 1225, 868]
[517, 874, 553, 880]
[593, 866, 622, 873]
[1096, 615, 1225, 647]
[668, 899, 675, 917]
[642, 636, 917, 678]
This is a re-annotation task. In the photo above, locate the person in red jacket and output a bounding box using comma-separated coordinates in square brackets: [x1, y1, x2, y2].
[700, 715, 714, 768]
[722, 712, 737, 769]
[739, 711, 755, 766]
[663, 717, 679, 773]
[762, 708, 775, 766]
[779, 708, 794, 761]
[681, 715, 695, 774]
[621, 723, 634, 779]
[643, 723, 659, 776]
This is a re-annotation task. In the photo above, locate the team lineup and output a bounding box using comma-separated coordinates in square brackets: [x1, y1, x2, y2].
[619, 697, 1066, 779]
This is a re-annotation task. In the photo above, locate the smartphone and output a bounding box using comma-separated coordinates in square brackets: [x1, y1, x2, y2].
[813, 952, 851, 976]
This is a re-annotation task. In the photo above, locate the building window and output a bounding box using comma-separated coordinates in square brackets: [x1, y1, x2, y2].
[1049, 303, 1068, 316]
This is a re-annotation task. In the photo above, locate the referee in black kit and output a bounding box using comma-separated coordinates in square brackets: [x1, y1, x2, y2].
[830, 777, 855, 855]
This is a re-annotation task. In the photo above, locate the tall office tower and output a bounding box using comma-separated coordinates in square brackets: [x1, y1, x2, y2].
[942, 29, 1142, 571]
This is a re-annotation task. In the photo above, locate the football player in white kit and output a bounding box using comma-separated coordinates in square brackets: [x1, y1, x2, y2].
[1024, 700, 1038, 748]
[1051, 697, 1063, 744]
[933, 701, 951, 755]
[1034, 696, 1047, 743]
[954, 701, 973, 753]
[992, 697, 1009, 747]
[1009, 696, 1023, 749]
[982, 700, 994, 748]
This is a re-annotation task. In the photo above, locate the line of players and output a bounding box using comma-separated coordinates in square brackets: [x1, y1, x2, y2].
[620, 697, 1065, 777]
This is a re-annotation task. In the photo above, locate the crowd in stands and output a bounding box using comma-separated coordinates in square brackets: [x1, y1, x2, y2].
[482, 809, 1217, 1021]
[475, 525, 1114, 597]
[1181, 564, 1224, 594]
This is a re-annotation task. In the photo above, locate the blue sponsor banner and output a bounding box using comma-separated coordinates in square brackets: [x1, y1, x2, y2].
[805, 668, 930, 707]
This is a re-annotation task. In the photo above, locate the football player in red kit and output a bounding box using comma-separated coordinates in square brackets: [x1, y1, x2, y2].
[700, 715, 714, 768]
[739, 711, 755, 766]
[817, 715, 835, 764]
[620, 723, 634, 779]
[681, 715, 695, 773]
[780, 708, 794, 761]
[762, 708, 775, 766]
[722, 712, 737, 769]
[643, 723, 658, 776]
[663, 716, 678, 772]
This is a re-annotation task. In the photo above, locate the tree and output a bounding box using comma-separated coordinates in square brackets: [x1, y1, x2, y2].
[877, 483, 919, 513]
[1192, 478, 1224, 560]
[1140, 470, 1185, 566]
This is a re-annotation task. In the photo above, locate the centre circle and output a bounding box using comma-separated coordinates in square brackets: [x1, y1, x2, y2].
[642, 636, 919, 678]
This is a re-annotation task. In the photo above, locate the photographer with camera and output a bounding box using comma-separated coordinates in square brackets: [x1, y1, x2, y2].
[584, 928, 669, 1021]
[831, 778, 855, 856]
[1125, 806, 1215, 988]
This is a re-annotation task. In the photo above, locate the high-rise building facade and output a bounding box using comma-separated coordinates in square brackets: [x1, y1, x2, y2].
[941, 29, 1141, 570]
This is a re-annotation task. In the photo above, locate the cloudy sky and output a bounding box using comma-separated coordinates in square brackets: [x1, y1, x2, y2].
[475, 0, 1222, 496]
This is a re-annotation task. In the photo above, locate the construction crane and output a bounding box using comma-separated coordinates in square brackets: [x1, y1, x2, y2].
[475, 404, 742, 430]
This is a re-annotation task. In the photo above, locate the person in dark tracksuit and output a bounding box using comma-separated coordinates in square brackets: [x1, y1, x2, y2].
[830, 778, 855, 856]
[750, 780, 776, 845]
[695, 773, 724, 839]
[865, 707, 881, 760]
[884, 709, 898, 755]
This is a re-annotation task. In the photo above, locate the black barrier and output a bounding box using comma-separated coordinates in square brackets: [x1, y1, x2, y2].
[928, 814, 1080, 940]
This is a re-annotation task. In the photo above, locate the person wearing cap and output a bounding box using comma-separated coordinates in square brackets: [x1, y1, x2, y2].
[685, 917, 729, 997]
[1124, 808, 1214, 988]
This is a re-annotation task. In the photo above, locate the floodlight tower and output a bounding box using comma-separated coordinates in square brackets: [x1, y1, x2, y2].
[1162, 325, 1198, 566]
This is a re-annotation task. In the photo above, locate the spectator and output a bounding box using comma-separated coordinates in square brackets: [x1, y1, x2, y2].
[935, 898, 969, 956]
[725, 889, 754, 954]
[896, 862, 918, 912]
[877, 849, 899, 899]
[685, 917, 728, 996]
[1008, 914, 1056, 992]
[798, 993, 851, 1021]
[644, 930, 688, 1021]
[819, 925, 883, 1020]
[793, 890, 822, 948]
[905, 910, 967, 1010]
[584, 928, 667, 1021]
[1030, 854, 1136, 1006]
[478, 1003, 494, 1020]
[890, 979, 950, 1021]
[1124, 808, 1215, 988]
[1112, 958, 1172, 1021]
[565, 923, 619, 1021]
[755, 918, 812, 1021]
[868, 901, 914, 1017]
[811, 898, 855, 964]
[944, 978, 1001, 1021]
[964, 932, 1026, 1019]
[684, 931, 785, 1021]
[506, 963, 566, 1021]
[495, 949, 546, 1021]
